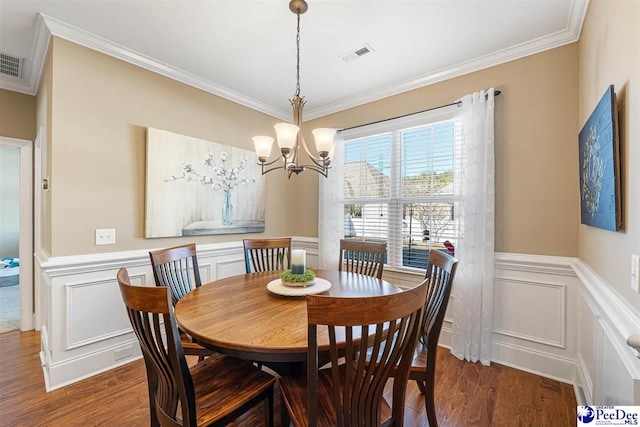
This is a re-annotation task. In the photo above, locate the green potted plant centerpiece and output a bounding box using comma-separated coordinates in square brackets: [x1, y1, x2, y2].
[280, 268, 316, 287]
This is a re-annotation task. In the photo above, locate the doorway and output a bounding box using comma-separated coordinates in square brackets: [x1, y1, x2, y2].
[0, 136, 33, 332]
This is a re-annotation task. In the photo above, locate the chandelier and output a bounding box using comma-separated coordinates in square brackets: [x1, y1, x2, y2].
[252, 0, 336, 178]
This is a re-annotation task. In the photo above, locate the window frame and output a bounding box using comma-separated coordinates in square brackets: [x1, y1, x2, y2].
[339, 106, 458, 272]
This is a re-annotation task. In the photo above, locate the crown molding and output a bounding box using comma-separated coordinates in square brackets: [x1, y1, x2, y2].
[0, 14, 51, 95]
[36, 14, 290, 120]
[28, 14, 52, 95]
[0, 0, 588, 118]
[304, 0, 589, 120]
[0, 76, 33, 95]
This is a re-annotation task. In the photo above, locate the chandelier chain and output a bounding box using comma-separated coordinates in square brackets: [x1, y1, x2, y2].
[295, 11, 301, 97]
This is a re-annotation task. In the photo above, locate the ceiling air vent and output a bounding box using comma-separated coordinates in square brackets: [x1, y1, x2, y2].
[341, 44, 375, 63]
[0, 52, 24, 79]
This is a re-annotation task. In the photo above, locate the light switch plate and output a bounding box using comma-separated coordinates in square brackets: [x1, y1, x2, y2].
[631, 254, 640, 292]
[95, 229, 116, 245]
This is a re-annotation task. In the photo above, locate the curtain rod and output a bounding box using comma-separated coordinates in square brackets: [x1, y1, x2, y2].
[336, 89, 502, 134]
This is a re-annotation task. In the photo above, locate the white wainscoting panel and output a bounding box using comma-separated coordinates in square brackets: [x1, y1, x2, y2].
[492, 253, 578, 384]
[216, 257, 246, 279]
[34, 239, 640, 402]
[493, 278, 566, 348]
[65, 274, 143, 350]
[577, 287, 602, 402]
[573, 260, 640, 405]
[576, 288, 598, 404]
[36, 239, 255, 390]
[36, 237, 320, 390]
[601, 321, 635, 405]
[197, 262, 214, 284]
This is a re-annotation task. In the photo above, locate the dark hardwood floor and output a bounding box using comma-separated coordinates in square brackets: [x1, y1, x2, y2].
[0, 330, 576, 426]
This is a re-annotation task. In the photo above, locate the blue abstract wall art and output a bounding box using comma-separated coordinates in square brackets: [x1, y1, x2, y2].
[578, 85, 621, 231]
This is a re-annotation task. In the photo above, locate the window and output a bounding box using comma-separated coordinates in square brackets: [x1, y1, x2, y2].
[341, 113, 458, 270]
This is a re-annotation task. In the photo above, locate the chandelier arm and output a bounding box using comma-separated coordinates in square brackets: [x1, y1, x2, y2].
[260, 163, 294, 176]
[300, 141, 331, 170]
[298, 134, 324, 164]
[296, 163, 329, 177]
[255, 157, 282, 168]
[306, 155, 328, 170]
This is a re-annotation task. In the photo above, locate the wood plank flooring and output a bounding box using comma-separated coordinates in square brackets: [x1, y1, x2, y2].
[0, 330, 576, 426]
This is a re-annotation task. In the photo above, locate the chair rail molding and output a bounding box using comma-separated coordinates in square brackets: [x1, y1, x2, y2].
[572, 260, 640, 347]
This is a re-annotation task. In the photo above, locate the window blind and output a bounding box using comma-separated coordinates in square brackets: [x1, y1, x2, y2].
[341, 111, 459, 271]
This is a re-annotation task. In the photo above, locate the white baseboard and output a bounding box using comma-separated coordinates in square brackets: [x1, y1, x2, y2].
[43, 339, 143, 392]
[491, 339, 576, 384]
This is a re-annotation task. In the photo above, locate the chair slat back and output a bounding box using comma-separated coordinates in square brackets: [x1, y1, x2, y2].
[306, 282, 428, 427]
[243, 238, 291, 273]
[338, 239, 387, 279]
[422, 250, 458, 349]
[117, 268, 196, 427]
[149, 244, 201, 306]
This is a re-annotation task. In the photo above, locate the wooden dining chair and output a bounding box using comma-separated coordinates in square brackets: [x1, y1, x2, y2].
[117, 268, 275, 427]
[279, 280, 428, 427]
[149, 243, 212, 359]
[243, 237, 291, 273]
[393, 250, 458, 427]
[338, 239, 387, 279]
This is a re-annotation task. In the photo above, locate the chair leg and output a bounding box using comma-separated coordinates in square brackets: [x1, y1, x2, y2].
[416, 379, 426, 395]
[280, 395, 291, 427]
[144, 362, 160, 427]
[425, 383, 438, 427]
[149, 400, 159, 427]
[424, 344, 439, 426]
[265, 385, 274, 427]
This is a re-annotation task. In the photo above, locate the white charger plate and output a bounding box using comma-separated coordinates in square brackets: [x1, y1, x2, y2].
[267, 277, 331, 297]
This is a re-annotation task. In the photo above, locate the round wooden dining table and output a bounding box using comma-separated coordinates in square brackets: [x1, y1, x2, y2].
[174, 269, 404, 367]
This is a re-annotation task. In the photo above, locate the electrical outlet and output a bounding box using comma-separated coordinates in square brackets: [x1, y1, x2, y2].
[114, 346, 134, 361]
[631, 254, 640, 292]
[95, 229, 116, 245]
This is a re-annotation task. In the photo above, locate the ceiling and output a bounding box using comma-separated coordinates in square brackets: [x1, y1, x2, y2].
[0, 0, 589, 121]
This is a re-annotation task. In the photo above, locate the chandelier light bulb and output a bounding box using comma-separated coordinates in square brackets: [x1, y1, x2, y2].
[274, 123, 300, 151]
[252, 136, 274, 162]
[312, 128, 336, 157]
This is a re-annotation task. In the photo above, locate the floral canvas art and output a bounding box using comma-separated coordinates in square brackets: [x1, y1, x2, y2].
[578, 85, 621, 231]
[145, 127, 265, 238]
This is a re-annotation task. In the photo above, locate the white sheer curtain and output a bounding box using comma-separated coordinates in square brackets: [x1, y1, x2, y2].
[318, 136, 344, 269]
[450, 88, 495, 366]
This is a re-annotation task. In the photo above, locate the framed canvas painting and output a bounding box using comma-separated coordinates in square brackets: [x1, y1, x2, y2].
[578, 85, 621, 231]
[145, 127, 265, 238]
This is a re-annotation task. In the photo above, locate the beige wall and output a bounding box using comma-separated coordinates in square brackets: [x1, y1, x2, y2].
[36, 45, 53, 255]
[578, 0, 640, 309]
[21, 28, 620, 262]
[0, 145, 19, 258]
[47, 38, 296, 256]
[0, 88, 35, 141]
[302, 44, 580, 257]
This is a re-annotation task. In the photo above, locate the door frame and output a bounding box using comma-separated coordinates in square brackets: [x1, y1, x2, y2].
[0, 136, 33, 331]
